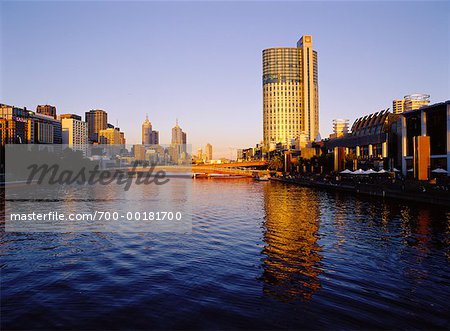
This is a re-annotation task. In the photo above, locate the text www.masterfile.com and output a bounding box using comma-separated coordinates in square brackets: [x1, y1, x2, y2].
[9, 211, 184, 222]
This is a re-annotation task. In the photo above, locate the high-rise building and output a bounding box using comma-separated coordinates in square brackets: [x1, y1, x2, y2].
[171, 119, 187, 145]
[142, 114, 152, 145]
[30, 112, 62, 144]
[36, 105, 57, 119]
[171, 120, 187, 163]
[205, 143, 213, 162]
[1, 104, 61, 145]
[61, 114, 88, 154]
[151, 131, 159, 145]
[85, 109, 107, 143]
[119, 131, 126, 146]
[197, 148, 203, 161]
[142, 114, 159, 145]
[0, 104, 32, 145]
[392, 94, 430, 114]
[330, 119, 349, 139]
[98, 127, 121, 145]
[263, 35, 319, 148]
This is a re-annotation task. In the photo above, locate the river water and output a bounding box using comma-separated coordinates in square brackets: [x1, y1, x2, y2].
[1, 179, 449, 329]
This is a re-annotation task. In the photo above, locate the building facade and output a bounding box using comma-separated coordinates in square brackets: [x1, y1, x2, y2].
[263, 35, 319, 148]
[0, 104, 31, 145]
[326, 109, 400, 171]
[142, 115, 159, 145]
[205, 143, 213, 162]
[99, 127, 121, 145]
[401, 100, 449, 178]
[393, 94, 430, 114]
[36, 105, 57, 119]
[31, 112, 62, 144]
[171, 120, 187, 145]
[330, 119, 349, 139]
[61, 114, 88, 154]
[85, 109, 107, 143]
[1, 104, 62, 145]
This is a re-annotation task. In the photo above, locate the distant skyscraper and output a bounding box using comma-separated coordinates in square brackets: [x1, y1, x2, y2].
[197, 148, 203, 161]
[205, 143, 213, 162]
[142, 114, 152, 145]
[142, 114, 159, 145]
[36, 105, 57, 119]
[171, 119, 187, 145]
[393, 94, 430, 114]
[171, 120, 187, 163]
[263, 35, 319, 147]
[85, 109, 107, 143]
[151, 130, 159, 145]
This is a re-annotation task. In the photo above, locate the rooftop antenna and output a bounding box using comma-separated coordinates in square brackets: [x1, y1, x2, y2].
[146, 113, 148, 120]
[176, 118, 179, 126]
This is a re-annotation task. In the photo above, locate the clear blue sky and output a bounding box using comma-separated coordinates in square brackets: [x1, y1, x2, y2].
[1, 1, 448, 158]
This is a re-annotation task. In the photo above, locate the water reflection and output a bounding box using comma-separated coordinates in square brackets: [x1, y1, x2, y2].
[260, 182, 323, 302]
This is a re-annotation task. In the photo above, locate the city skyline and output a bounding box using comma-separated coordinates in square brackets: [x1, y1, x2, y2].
[1, 1, 448, 157]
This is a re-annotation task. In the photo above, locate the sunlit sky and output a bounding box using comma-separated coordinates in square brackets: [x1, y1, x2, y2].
[1, 1, 448, 158]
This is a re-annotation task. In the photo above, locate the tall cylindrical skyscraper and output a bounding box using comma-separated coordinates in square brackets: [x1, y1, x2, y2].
[263, 35, 319, 148]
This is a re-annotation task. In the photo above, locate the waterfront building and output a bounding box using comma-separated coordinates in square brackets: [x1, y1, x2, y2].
[85, 109, 107, 143]
[205, 143, 213, 162]
[393, 94, 430, 114]
[263, 35, 319, 148]
[36, 104, 57, 119]
[0, 104, 62, 145]
[329, 119, 349, 139]
[326, 109, 400, 172]
[142, 115, 159, 145]
[60, 114, 88, 154]
[0, 104, 32, 145]
[30, 112, 62, 144]
[401, 100, 450, 178]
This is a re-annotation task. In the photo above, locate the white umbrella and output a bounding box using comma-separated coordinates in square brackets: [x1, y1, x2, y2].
[393, 168, 400, 172]
[378, 169, 388, 174]
[352, 169, 365, 175]
[340, 169, 352, 174]
[431, 168, 448, 174]
[364, 169, 377, 174]
[407, 168, 414, 172]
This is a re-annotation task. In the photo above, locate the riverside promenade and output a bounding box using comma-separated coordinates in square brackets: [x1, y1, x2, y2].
[271, 176, 450, 207]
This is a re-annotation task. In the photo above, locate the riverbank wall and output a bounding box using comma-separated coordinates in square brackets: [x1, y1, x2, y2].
[271, 177, 450, 207]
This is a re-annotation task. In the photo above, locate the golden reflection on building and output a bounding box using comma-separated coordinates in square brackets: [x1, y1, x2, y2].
[260, 182, 322, 302]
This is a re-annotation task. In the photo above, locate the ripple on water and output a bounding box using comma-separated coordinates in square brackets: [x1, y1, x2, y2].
[1, 180, 450, 329]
